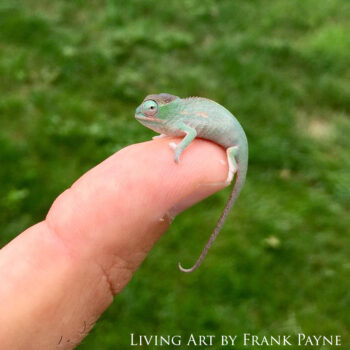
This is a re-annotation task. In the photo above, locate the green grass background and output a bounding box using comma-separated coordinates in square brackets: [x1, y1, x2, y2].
[0, 0, 349, 349]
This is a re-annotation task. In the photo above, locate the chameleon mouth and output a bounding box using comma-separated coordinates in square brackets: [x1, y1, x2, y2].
[135, 114, 160, 122]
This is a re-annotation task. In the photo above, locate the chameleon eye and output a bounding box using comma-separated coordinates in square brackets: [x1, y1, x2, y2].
[141, 100, 158, 117]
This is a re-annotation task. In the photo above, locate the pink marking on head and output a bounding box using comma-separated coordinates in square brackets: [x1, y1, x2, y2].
[197, 112, 209, 118]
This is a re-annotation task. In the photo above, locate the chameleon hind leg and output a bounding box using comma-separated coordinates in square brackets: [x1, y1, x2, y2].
[168, 122, 197, 163]
[178, 145, 240, 273]
[226, 146, 239, 184]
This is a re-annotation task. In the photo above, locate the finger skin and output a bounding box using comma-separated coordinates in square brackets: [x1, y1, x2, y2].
[0, 138, 228, 349]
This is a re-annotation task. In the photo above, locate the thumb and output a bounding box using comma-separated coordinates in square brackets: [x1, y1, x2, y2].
[0, 137, 228, 349]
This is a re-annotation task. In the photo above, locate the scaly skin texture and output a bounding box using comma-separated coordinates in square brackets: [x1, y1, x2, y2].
[135, 93, 248, 273]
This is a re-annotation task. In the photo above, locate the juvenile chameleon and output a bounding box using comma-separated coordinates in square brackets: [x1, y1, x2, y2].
[135, 93, 248, 273]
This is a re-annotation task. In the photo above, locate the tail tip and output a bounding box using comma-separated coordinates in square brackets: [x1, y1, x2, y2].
[178, 262, 196, 273]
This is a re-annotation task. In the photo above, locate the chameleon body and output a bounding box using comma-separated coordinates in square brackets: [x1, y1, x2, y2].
[135, 93, 248, 273]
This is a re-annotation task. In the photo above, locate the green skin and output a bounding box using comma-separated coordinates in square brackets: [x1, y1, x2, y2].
[135, 93, 248, 273]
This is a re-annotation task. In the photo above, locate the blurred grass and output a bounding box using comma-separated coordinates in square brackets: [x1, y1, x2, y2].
[0, 0, 349, 349]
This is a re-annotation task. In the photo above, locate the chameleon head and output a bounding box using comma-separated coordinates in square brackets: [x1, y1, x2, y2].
[135, 93, 180, 133]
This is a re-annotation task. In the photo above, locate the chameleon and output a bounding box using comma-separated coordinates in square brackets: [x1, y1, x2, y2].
[135, 93, 248, 273]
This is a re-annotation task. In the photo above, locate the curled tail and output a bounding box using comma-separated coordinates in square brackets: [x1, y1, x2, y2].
[178, 148, 248, 273]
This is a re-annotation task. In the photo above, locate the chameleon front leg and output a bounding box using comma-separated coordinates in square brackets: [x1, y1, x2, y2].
[170, 122, 197, 163]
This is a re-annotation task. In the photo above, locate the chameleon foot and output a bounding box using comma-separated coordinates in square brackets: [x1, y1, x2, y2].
[226, 146, 238, 184]
[168, 141, 177, 150]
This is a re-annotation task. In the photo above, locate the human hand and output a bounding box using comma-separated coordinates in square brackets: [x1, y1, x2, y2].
[0, 138, 228, 349]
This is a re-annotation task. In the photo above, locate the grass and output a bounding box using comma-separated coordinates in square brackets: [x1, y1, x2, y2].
[0, 0, 349, 349]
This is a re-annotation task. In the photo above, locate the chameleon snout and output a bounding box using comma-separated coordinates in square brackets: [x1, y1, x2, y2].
[135, 105, 142, 117]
